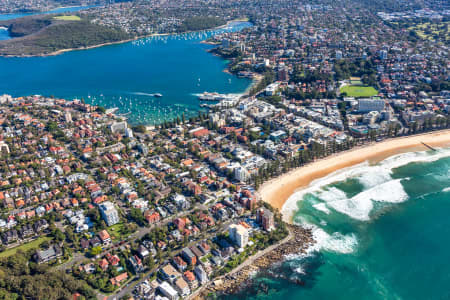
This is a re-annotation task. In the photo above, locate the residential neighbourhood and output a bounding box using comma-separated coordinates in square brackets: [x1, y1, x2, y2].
[0, 0, 448, 298]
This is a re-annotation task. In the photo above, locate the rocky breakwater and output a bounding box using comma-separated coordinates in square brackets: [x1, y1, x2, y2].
[195, 224, 314, 299]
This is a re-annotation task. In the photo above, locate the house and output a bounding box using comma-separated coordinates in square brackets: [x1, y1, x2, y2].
[80, 238, 90, 250]
[99, 258, 109, 271]
[137, 244, 150, 258]
[144, 210, 160, 224]
[2, 230, 18, 244]
[82, 263, 95, 274]
[106, 253, 120, 266]
[20, 224, 35, 238]
[34, 245, 62, 263]
[98, 230, 111, 245]
[173, 218, 186, 231]
[90, 236, 101, 247]
[33, 219, 49, 232]
[110, 272, 128, 286]
[129, 255, 144, 273]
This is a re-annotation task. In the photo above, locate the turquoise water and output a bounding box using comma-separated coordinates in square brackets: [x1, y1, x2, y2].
[223, 149, 450, 300]
[0, 22, 252, 124]
[0, 28, 7, 41]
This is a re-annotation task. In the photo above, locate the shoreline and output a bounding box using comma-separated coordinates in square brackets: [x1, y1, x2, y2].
[258, 130, 450, 222]
[0, 20, 250, 58]
[191, 224, 313, 299]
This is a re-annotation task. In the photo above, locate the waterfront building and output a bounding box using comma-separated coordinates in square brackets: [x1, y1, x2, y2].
[234, 166, 250, 182]
[257, 207, 275, 231]
[228, 224, 249, 248]
[110, 121, 128, 135]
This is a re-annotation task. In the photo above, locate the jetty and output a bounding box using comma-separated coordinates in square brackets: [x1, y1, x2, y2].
[421, 142, 437, 151]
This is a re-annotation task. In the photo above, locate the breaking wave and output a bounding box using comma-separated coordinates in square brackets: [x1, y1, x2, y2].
[282, 148, 450, 222]
[280, 147, 450, 265]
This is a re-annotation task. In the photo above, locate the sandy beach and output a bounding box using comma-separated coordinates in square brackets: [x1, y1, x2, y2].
[258, 130, 450, 217]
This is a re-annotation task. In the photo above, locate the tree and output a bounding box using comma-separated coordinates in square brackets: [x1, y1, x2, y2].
[52, 228, 65, 242]
[129, 208, 145, 226]
[89, 246, 102, 257]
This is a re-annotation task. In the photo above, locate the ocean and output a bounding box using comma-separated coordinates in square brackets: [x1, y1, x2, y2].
[223, 148, 450, 300]
[0, 21, 252, 124]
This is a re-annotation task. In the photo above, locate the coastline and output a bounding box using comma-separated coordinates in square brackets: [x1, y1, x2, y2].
[0, 34, 169, 58]
[258, 129, 450, 222]
[191, 224, 314, 299]
[0, 20, 249, 58]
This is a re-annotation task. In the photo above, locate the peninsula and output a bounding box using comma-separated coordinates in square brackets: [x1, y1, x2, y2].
[0, 1, 232, 57]
[0, 0, 448, 299]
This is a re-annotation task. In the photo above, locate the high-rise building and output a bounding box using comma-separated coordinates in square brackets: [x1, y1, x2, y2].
[194, 265, 208, 284]
[277, 66, 289, 81]
[99, 201, 119, 226]
[64, 111, 72, 123]
[0, 141, 10, 154]
[234, 166, 250, 183]
[228, 224, 249, 248]
[257, 207, 275, 231]
[357, 98, 385, 113]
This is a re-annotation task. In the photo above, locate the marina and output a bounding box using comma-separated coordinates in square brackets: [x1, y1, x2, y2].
[0, 21, 253, 125]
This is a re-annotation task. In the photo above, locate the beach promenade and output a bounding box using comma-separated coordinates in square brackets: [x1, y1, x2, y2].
[259, 130, 450, 219]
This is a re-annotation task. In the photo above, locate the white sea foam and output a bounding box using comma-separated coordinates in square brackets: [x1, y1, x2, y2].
[282, 148, 450, 221]
[357, 179, 409, 204]
[315, 187, 347, 202]
[293, 265, 306, 275]
[315, 180, 408, 221]
[131, 92, 158, 97]
[443, 187, 450, 193]
[302, 225, 357, 255]
[327, 195, 373, 221]
[312, 203, 331, 214]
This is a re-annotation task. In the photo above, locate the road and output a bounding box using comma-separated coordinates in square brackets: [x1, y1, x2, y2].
[187, 226, 294, 300]
[110, 218, 234, 300]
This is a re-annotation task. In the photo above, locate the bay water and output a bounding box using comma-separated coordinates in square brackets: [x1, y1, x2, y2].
[224, 148, 450, 300]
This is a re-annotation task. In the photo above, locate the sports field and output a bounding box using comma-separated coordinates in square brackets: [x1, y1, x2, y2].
[53, 15, 82, 21]
[340, 85, 378, 97]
